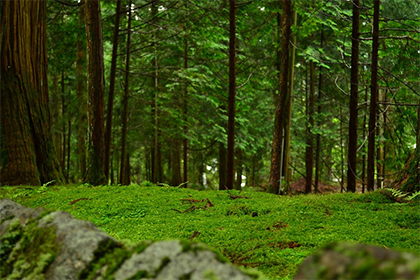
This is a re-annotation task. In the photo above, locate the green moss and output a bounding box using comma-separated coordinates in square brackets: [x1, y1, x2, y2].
[132, 240, 153, 254]
[3, 217, 59, 280]
[126, 270, 149, 280]
[78, 239, 131, 280]
[0, 219, 23, 277]
[155, 256, 171, 274]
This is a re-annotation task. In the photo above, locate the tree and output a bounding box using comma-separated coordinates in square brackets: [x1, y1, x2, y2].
[84, 0, 107, 185]
[0, 0, 65, 186]
[367, 0, 380, 191]
[120, 0, 133, 186]
[226, 0, 237, 190]
[347, 0, 360, 193]
[269, 0, 293, 194]
[105, 0, 122, 182]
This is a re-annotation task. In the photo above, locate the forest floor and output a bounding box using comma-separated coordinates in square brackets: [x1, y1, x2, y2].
[1, 183, 419, 280]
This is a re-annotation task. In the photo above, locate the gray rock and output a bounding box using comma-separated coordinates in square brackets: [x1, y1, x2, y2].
[0, 199, 264, 280]
[293, 241, 420, 280]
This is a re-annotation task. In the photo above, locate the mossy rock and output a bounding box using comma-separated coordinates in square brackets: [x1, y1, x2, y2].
[293, 241, 420, 280]
[0, 199, 265, 280]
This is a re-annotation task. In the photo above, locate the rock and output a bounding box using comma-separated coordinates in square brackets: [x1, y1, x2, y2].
[293, 241, 420, 280]
[0, 199, 264, 280]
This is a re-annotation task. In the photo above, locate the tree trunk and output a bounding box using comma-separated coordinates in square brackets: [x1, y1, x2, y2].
[235, 148, 243, 190]
[347, 0, 360, 193]
[305, 61, 315, 194]
[315, 30, 324, 194]
[226, 0, 236, 190]
[105, 0, 122, 182]
[84, 0, 107, 185]
[171, 142, 182, 186]
[76, 0, 86, 180]
[0, 0, 64, 185]
[367, 0, 380, 191]
[61, 72, 67, 174]
[283, 10, 297, 193]
[219, 142, 227, 190]
[183, 36, 188, 185]
[120, 0, 132, 186]
[269, 0, 293, 194]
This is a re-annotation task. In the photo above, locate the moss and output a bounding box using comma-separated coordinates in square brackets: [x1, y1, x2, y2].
[126, 270, 149, 280]
[0, 219, 23, 277]
[3, 217, 59, 280]
[155, 256, 171, 274]
[78, 239, 131, 280]
[132, 240, 153, 254]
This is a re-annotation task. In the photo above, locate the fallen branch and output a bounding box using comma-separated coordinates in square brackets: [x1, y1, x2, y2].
[70, 198, 91, 205]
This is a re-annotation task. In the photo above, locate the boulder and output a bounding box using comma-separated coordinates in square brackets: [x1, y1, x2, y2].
[0, 199, 264, 280]
[293, 241, 420, 280]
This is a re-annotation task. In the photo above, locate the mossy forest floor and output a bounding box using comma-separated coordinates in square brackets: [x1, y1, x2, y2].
[1, 183, 419, 280]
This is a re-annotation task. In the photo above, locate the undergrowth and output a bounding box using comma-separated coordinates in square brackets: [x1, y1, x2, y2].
[1, 183, 419, 280]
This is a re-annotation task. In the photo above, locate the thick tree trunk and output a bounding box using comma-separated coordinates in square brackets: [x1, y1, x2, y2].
[269, 0, 293, 194]
[105, 0, 122, 182]
[0, 1, 64, 186]
[347, 0, 360, 193]
[85, 0, 107, 185]
[120, 0, 132, 186]
[226, 0, 236, 190]
[367, 0, 380, 191]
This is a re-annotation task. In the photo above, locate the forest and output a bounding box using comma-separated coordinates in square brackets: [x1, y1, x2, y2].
[1, 0, 419, 192]
[1, 1, 420, 279]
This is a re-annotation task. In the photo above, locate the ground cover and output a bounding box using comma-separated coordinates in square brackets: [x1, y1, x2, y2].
[1, 183, 419, 279]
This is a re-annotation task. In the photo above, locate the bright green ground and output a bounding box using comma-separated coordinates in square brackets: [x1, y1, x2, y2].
[1, 183, 419, 280]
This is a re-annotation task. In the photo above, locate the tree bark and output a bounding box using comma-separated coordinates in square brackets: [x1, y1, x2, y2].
[269, 0, 293, 194]
[315, 30, 324, 194]
[76, 0, 86, 180]
[305, 61, 315, 194]
[105, 0, 122, 182]
[0, 0, 64, 185]
[367, 0, 380, 191]
[120, 0, 132, 186]
[226, 0, 236, 190]
[235, 148, 242, 190]
[347, 0, 360, 193]
[84, 0, 107, 185]
[183, 36, 188, 185]
[219, 142, 227, 190]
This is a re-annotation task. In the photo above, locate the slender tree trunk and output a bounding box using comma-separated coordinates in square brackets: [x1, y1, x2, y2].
[362, 87, 368, 193]
[76, 0, 86, 180]
[283, 10, 297, 193]
[367, 0, 380, 191]
[269, 0, 293, 194]
[67, 116, 71, 181]
[226, 0, 236, 190]
[376, 90, 383, 188]
[61, 72, 67, 174]
[305, 61, 315, 194]
[120, 0, 132, 186]
[315, 30, 324, 193]
[183, 36, 188, 185]
[219, 142, 227, 190]
[235, 148, 242, 190]
[104, 0, 122, 182]
[0, 0, 64, 185]
[171, 142, 182, 186]
[84, 0, 106, 185]
[347, 0, 360, 193]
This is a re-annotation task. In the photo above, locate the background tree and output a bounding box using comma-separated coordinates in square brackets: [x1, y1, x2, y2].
[0, 0, 64, 186]
[84, 0, 107, 185]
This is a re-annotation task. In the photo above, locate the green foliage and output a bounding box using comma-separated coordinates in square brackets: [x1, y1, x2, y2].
[2, 184, 419, 280]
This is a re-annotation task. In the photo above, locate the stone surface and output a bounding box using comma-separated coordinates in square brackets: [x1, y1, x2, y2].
[0, 199, 263, 280]
[293, 241, 420, 280]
